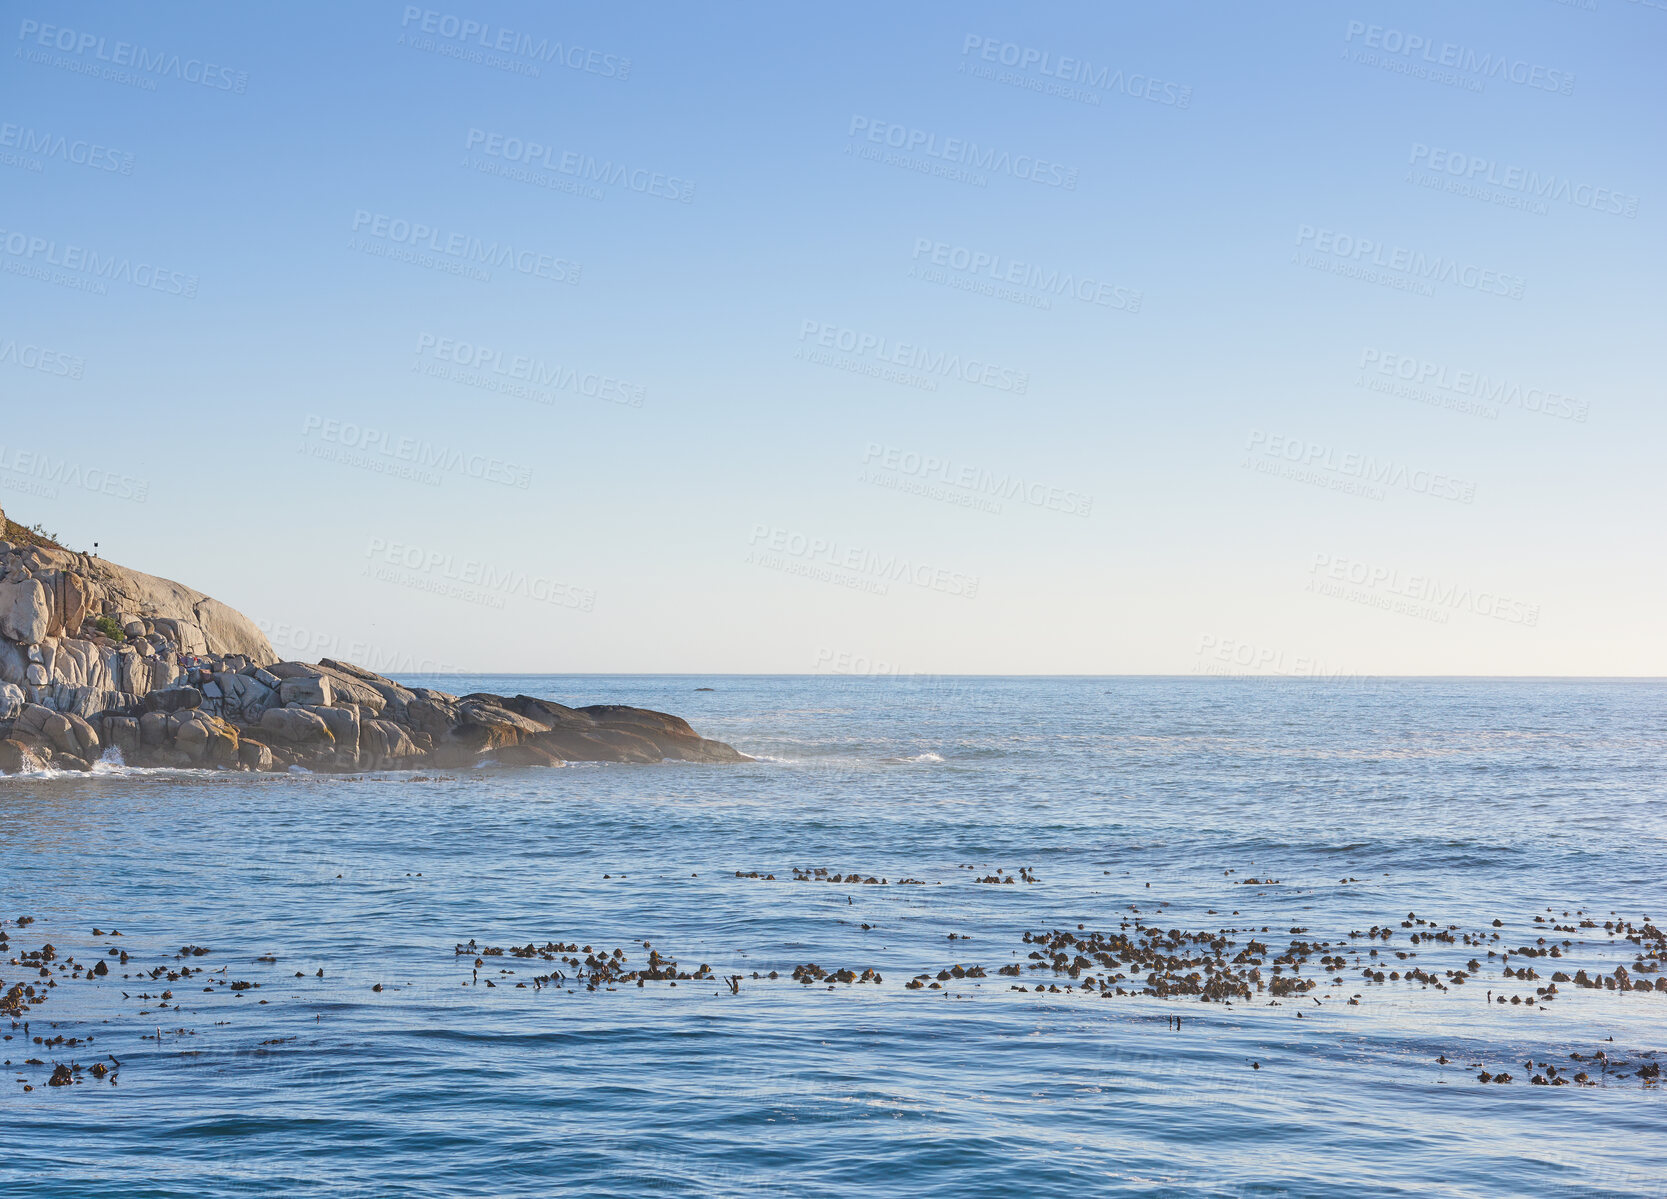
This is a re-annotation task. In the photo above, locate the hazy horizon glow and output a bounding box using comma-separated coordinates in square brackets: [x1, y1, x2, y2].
[2, 2, 1662, 675]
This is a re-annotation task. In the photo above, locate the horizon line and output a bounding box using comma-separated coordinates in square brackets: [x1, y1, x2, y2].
[371, 671, 1667, 682]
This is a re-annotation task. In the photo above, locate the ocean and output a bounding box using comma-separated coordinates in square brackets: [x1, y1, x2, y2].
[3, 675, 1664, 1197]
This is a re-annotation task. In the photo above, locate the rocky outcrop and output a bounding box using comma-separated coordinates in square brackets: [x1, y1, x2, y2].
[0, 505, 748, 774]
[0, 654, 749, 773]
[0, 511, 275, 713]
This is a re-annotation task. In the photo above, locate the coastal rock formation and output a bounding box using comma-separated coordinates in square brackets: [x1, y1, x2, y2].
[0, 507, 747, 773]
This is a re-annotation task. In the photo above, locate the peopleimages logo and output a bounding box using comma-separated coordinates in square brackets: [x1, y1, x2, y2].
[0, 122, 134, 173]
[746, 525, 980, 600]
[812, 648, 910, 678]
[847, 117, 1079, 189]
[1358, 348, 1588, 423]
[255, 618, 463, 675]
[1308, 552, 1541, 627]
[910, 238, 1142, 311]
[1295, 225, 1524, 299]
[798, 321, 1029, 393]
[300, 415, 531, 489]
[464, 129, 694, 203]
[0, 441, 148, 502]
[959, 35, 1192, 107]
[365, 537, 595, 612]
[0, 227, 198, 297]
[349, 210, 581, 284]
[1193, 634, 1381, 687]
[398, 7, 630, 79]
[0, 338, 83, 378]
[1341, 21, 1575, 95]
[16, 18, 249, 92]
[1408, 144, 1638, 218]
[1244, 429, 1477, 504]
[860, 443, 1091, 517]
[413, 333, 645, 408]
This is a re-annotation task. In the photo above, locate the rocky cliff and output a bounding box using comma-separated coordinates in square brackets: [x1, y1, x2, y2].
[0, 506, 748, 774]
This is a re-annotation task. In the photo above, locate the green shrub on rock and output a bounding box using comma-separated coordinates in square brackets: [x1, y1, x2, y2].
[90, 614, 126, 641]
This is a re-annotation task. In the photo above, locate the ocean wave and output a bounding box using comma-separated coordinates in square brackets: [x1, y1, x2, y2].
[749, 750, 947, 769]
[0, 747, 209, 781]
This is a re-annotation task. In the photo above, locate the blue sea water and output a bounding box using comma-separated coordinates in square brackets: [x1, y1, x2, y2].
[2, 676, 1665, 1197]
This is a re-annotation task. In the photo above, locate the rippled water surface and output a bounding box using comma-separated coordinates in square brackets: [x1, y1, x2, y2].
[3, 677, 1665, 1197]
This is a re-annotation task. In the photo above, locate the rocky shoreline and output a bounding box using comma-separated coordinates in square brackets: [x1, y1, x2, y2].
[0, 507, 747, 774]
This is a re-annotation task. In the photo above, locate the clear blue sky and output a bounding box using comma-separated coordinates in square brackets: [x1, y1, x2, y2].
[2, 1, 1661, 674]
